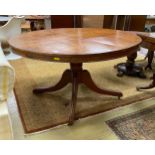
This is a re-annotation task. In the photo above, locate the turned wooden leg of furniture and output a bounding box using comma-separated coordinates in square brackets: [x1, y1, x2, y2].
[145, 50, 154, 70]
[137, 73, 155, 90]
[144, 52, 149, 60]
[116, 51, 146, 78]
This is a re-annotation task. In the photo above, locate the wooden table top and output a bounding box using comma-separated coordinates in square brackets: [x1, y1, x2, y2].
[9, 28, 142, 63]
[133, 32, 155, 44]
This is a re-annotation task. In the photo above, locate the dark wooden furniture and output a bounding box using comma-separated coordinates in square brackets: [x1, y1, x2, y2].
[103, 15, 146, 31]
[25, 16, 50, 31]
[136, 32, 155, 70]
[8, 28, 141, 125]
[104, 15, 147, 78]
[115, 49, 147, 78]
[116, 32, 155, 78]
[146, 16, 155, 25]
[51, 15, 82, 28]
[129, 16, 147, 31]
[134, 32, 155, 90]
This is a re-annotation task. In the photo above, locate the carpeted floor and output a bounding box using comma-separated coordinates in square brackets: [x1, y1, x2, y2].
[106, 104, 155, 140]
[9, 56, 155, 133]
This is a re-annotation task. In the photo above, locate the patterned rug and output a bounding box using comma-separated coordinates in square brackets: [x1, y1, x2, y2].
[107, 104, 155, 140]
[9, 57, 155, 133]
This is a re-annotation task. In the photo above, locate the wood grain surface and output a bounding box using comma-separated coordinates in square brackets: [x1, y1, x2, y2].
[9, 28, 142, 63]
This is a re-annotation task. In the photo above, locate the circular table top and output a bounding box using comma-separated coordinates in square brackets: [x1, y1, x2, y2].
[9, 28, 142, 63]
[134, 32, 155, 44]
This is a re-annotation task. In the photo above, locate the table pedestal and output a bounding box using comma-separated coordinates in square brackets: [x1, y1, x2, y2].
[115, 52, 146, 78]
[33, 63, 123, 125]
[145, 50, 154, 70]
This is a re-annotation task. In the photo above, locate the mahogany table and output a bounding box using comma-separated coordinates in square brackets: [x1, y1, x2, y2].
[8, 28, 142, 125]
[135, 32, 155, 70]
[115, 32, 155, 78]
[134, 32, 155, 90]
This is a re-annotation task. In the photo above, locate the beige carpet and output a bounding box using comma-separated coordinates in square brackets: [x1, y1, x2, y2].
[9, 57, 155, 133]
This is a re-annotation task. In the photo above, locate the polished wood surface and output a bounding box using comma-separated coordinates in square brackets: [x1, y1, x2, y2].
[129, 16, 146, 31]
[9, 28, 142, 63]
[133, 32, 155, 90]
[115, 31, 155, 78]
[51, 15, 82, 28]
[135, 32, 155, 44]
[103, 15, 146, 31]
[9, 28, 142, 125]
[146, 17, 155, 25]
[133, 32, 155, 70]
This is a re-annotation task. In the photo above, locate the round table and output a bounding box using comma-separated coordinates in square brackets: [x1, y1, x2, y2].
[134, 32, 155, 90]
[115, 32, 155, 79]
[8, 28, 142, 125]
[136, 32, 155, 70]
